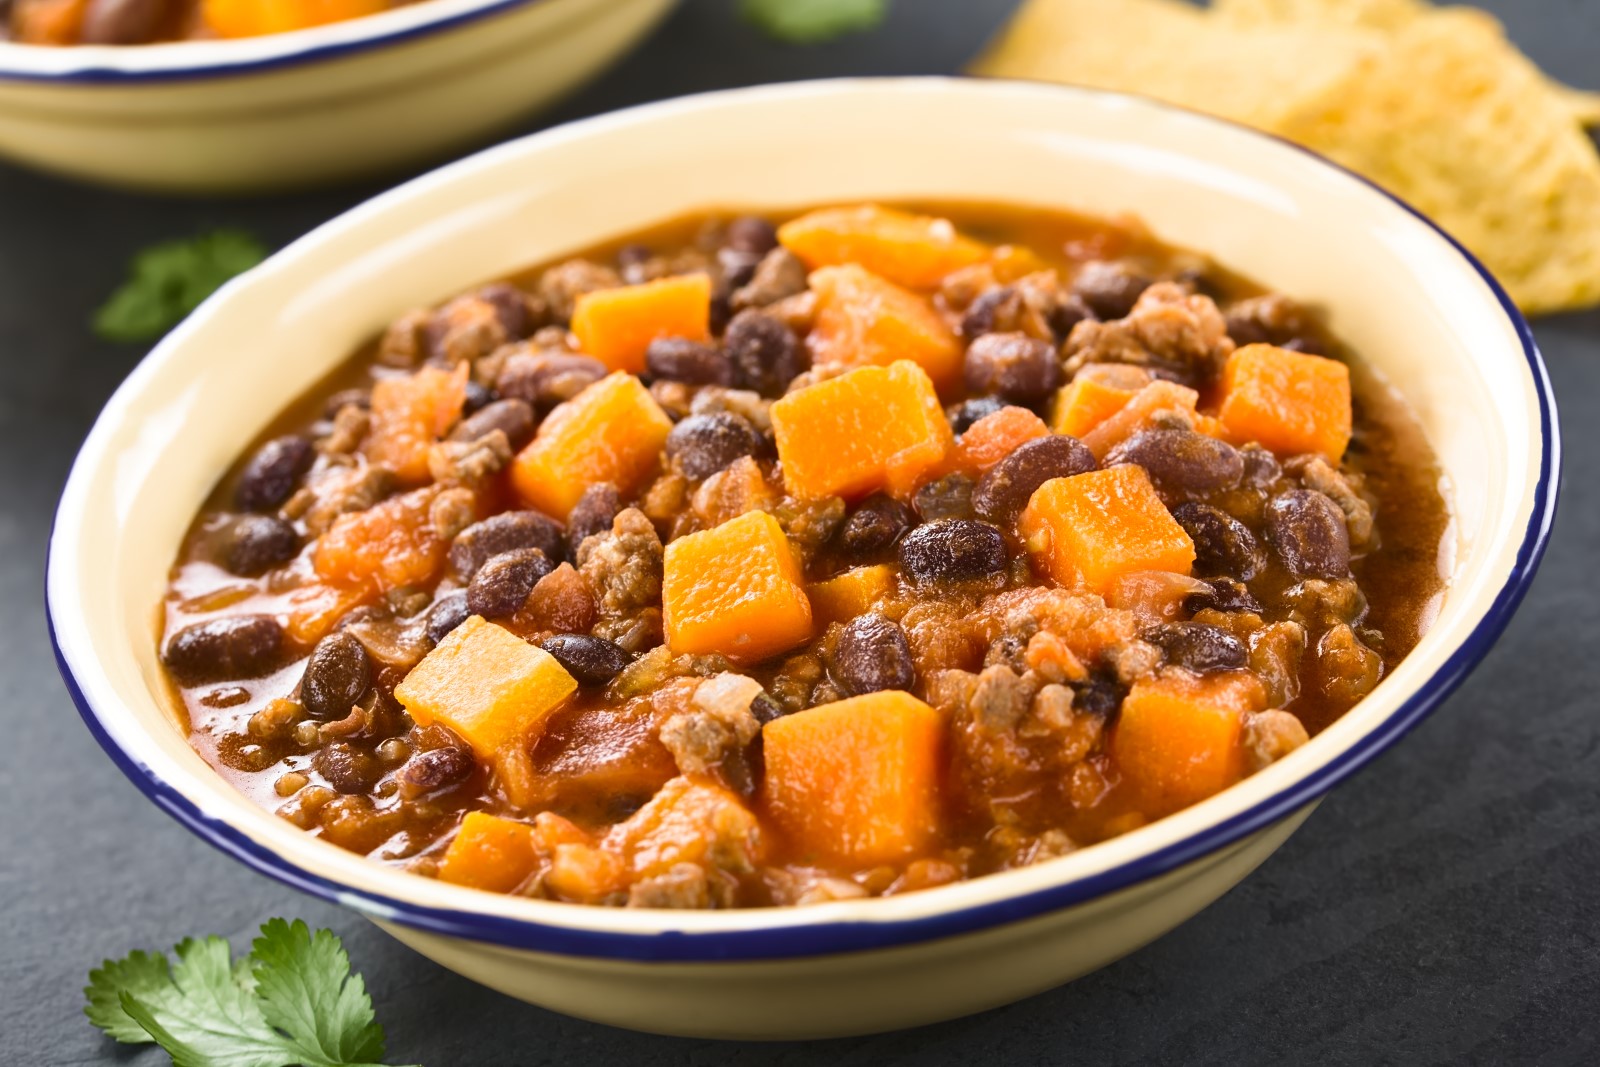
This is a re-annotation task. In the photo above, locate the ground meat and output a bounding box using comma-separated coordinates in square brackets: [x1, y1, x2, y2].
[1243, 709, 1310, 770]
[1103, 638, 1163, 686]
[1011, 828, 1076, 868]
[1062, 282, 1234, 382]
[426, 429, 511, 489]
[538, 259, 620, 323]
[428, 295, 509, 365]
[320, 404, 370, 455]
[1315, 623, 1383, 704]
[769, 650, 825, 713]
[1285, 578, 1368, 628]
[428, 488, 479, 544]
[1224, 293, 1323, 351]
[376, 309, 431, 368]
[939, 263, 999, 312]
[659, 672, 763, 788]
[300, 466, 396, 536]
[627, 862, 725, 909]
[773, 494, 847, 563]
[689, 386, 773, 432]
[1249, 620, 1307, 707]
[732, 248, 808, 311]
[577, 508, 663, 646]
[969, 664, 1034, 731]
[962, 271, 1074, 342]
[766, 868, 870, 906]
[1291, 455, 1376, 547]
[764, 290, 818, 335]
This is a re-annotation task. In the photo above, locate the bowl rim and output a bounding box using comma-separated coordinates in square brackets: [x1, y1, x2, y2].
[47, 76, 1560, 963]
[0, 0, 556, 84]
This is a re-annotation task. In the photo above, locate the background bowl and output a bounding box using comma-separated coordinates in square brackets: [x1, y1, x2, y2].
[0, 0, 677, 194]
[47, 78, 1556, 1038]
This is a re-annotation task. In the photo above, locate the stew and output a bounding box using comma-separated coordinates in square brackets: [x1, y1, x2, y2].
[4, 0, 408, 45]
[159, 202, 1450, 909]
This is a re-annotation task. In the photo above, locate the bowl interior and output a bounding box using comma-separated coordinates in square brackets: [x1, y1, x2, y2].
[48, 78, 1550, 956]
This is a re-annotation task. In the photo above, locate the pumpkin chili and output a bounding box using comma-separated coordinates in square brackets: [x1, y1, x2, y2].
[158, 202, 1449, 908]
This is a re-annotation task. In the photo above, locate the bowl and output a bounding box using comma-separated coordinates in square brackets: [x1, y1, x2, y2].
[0, 0, 677, 194]
[47, 78, 1558, 1038]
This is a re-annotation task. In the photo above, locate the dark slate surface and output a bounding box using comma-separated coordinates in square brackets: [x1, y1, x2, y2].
[3, 1, 1597, 1063]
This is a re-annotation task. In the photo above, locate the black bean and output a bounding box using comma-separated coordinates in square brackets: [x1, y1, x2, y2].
[914, 472, 975, 522]
[1171, 502, 1265, 580]
[726, 216, 779, 255]
[537, 633, 633, 684]
[832, 613, 915, 696]
[567, 483, 621, 555]
[665, 412, 765, 480]
[963, 332, 1061, 404]
[1049, 294, 1095, 339]
[725, 310, 803, 397]
[449, 398, 535, 450]
[972, 434, 1097, 527]
[478, 282, 533, 339]
[1183, 577, 1262, 616]
[79, 0, 169, 44]
[450, 511, 565, 579]
[235, 435, 313, 512]
[616, 243, 653, 275]
[402, 746, 474, 793]
[495, 352, 607, 411]
[467, 549, 553, 619]
[1104, 429, 1244, 498]
[1071, 674, 1124, 718]
[1144, 622, 1249, 673]
[461, 380, 495, 415]
[717, 247, 763, 291]
[1265, 489, 1351, 579]
[1240, 444, 1282, 488]
[301, 631, 373, 721]
[949, 396, 1009, 435]
[222, 515, 299, 576]
[425, 591, 471, 644]
[899, 519, 1008, 589]
[750, 692, 786, 725]
[163, 616, 284, 685]
[835, 493, 916, 562]
[645, 337, 734, 386]
[314, 743, 379, 795]
[958, 286, 1015, 341]
[1072, 261, 1152, 319]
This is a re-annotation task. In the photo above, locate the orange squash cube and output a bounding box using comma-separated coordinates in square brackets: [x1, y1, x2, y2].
[1050, 377, 1136, 439]
[437, 812, 539, 893]
[365, 362, 469, 486]
[662, 510, 813, 663]
[1110, 669, 1266, 814]
[807, 265, 963, 388]
[394, 615, 577, 760]
[762, 690, 944, 866]
[770, 361, 952, 501]
[605, 776, 765, 880]
[952, 406, 1050, 472]
[203, 0, 384, 37]
[778, 204, 990, 290]
[1219, 343, 1352, 460]
[807, 564, 897, 625]
[570, 273, 712, 374]
[510, 372, 672, 520]
[1020, 466, 1195, 595]
[313, 487, 451, 594]
[1080, 380, 1201, 459]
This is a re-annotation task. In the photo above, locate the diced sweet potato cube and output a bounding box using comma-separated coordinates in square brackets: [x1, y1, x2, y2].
[1219, 343, 1352, 460]
[510, 372, 672, 520]
[605, 776, 764, 880]
[762, 690, 944, 866]
[365, 363, 469, 485]
[1020, 466, 1195, 595]
[393, 615, 577, 760]
[807, 564, 897, 625]
[437, 812, 539, 893]
[1080, 380, 1200, 459]
[778, 205, 990, 290]
[204, 0, 384, 37]
[570, 274, 712, 374]
[11, 0, 89, 43]
[312, 487, 449, 593]
[1050, 378, 1136, 439]
[1110, 669, 1266, 814]
[662, 510, 813, 662]
[770, 361, 952, 500]
[952, 406, 1050, 472]
[807, 265, 963, 388]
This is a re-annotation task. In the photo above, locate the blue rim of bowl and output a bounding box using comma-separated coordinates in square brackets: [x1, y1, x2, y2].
[0, 0, 551, 85]
[45, 80, 1560, 963]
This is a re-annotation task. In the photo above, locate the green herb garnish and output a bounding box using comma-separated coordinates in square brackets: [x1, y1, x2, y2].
[739, 0, 889, 43]
[85, 918, 415, 1067]
[94, 228, 267, 343]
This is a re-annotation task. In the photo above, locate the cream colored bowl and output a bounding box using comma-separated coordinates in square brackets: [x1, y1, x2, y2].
[48, 79, 1557, 1038]
[0, 0, 677, 193]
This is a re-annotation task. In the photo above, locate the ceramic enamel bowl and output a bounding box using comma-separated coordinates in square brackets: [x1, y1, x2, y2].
[48, 79, 1557, 1038]
[0, 0, 677, 194]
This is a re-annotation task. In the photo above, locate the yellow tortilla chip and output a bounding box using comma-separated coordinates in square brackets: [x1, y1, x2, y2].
[969, 0, 1381, 130]
[1277, 9, 1600, 313]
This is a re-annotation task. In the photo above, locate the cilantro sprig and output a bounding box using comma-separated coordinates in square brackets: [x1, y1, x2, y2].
[739, 0, 889, 43]
[85, 919, 416, 1067]
[94, 228, 267, 343]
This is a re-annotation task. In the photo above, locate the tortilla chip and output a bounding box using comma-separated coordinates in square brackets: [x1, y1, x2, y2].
[1277, 9, 1600, 313]
[970, 0, 1381, 130]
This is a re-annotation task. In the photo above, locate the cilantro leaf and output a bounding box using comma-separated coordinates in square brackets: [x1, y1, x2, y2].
[739, 0, 889, 43]
[94, 229, 266, 343]
[84, 921, 414, 1067]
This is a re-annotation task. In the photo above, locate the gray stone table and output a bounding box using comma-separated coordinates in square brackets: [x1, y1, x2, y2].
[3, 1, 1597, 1063]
